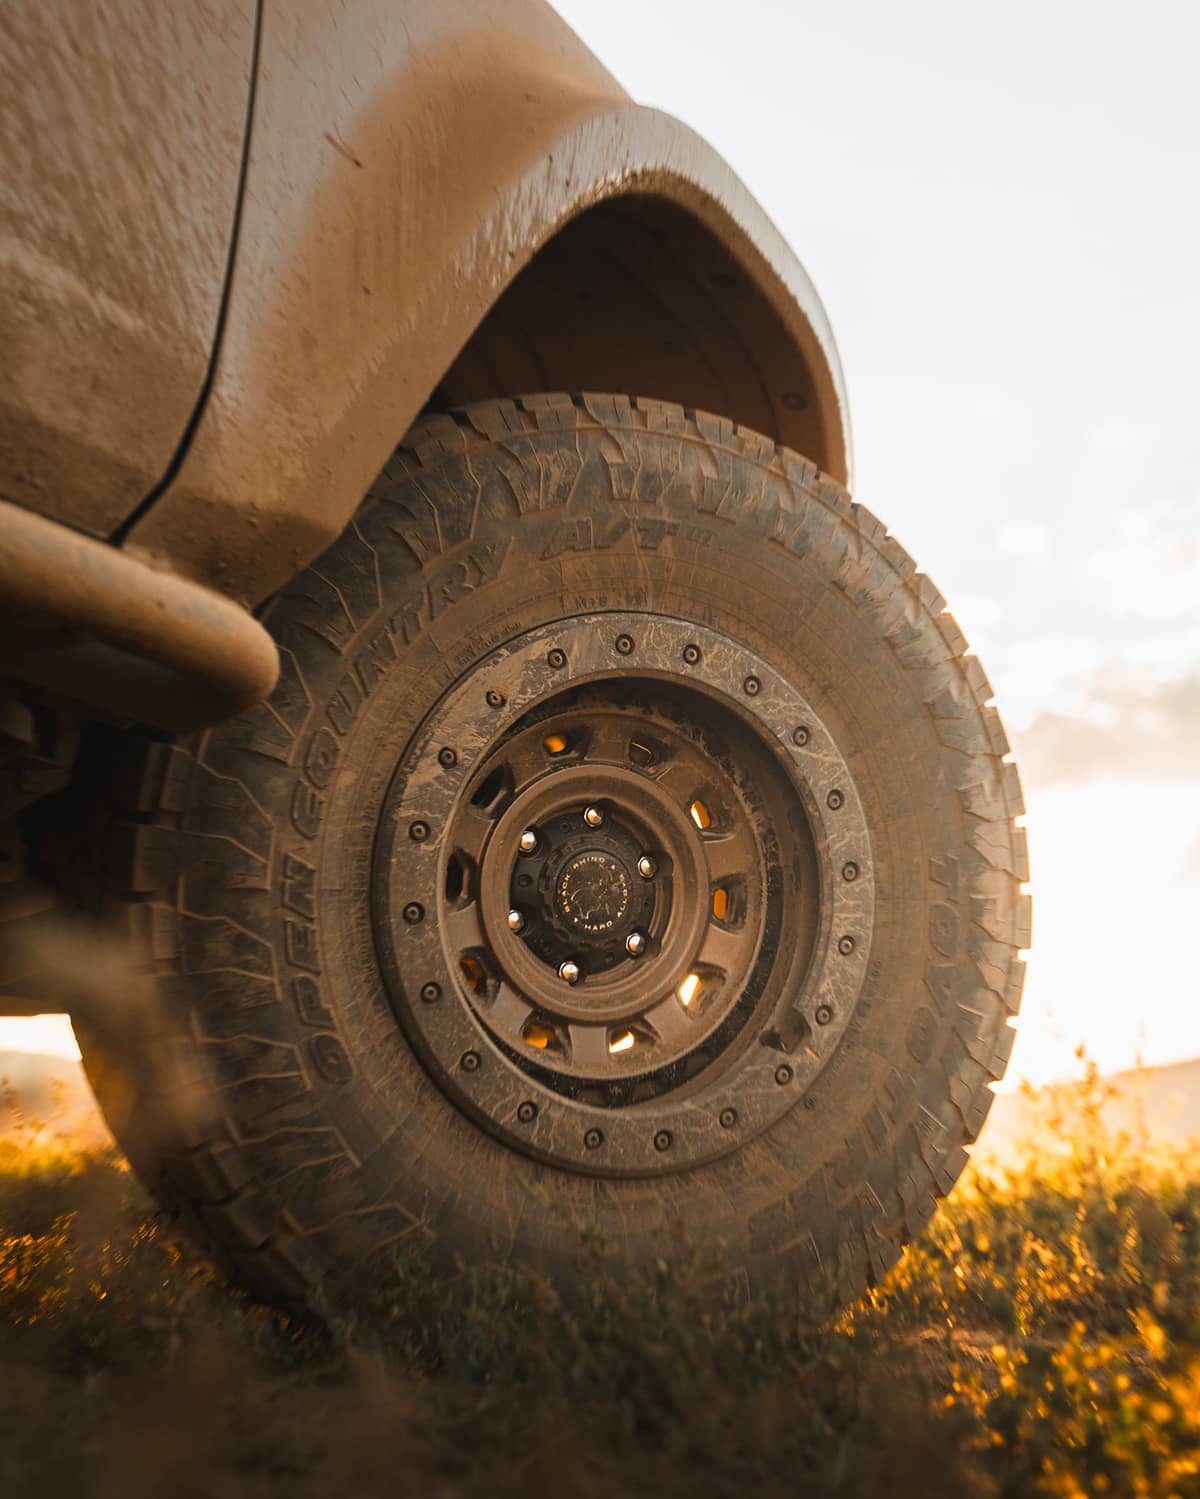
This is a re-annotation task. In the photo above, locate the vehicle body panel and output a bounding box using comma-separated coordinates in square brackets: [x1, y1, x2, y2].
[122, 0, 850, 606]
[0, 0, 851, 728]
[0, 0, 255, 536]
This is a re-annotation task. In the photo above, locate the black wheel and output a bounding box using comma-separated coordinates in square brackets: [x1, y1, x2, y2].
[78, 393, 1029, 1306]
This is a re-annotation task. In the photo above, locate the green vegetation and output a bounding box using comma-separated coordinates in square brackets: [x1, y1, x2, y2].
[2, 1066, 1198, 1498]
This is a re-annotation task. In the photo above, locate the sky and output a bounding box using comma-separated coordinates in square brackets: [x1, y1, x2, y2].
[2, 0, 1197, 1086]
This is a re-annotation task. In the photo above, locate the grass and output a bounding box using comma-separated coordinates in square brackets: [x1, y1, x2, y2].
[1, 1064, 1198, 1498]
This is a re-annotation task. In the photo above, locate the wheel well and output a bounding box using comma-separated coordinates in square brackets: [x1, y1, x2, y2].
[438, 195, 845, 482]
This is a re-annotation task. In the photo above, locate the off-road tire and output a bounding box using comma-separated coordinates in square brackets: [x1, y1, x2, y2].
[78, 394, 1029, 1306]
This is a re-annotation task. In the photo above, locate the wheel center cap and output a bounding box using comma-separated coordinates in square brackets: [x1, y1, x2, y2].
[555, 851, 631, 934]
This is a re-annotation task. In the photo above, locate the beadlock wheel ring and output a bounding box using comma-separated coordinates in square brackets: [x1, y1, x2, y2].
[372, 612, 874, 1176]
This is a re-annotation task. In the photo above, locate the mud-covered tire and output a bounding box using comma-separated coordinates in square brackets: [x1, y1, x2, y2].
[78, 394, 1028, 1307]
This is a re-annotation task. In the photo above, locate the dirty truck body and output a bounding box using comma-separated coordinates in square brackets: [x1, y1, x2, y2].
[0, 1, 1028, 1306]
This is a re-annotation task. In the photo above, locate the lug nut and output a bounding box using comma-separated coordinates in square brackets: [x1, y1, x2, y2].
[583, 805, 604, 828]
[486, 689, 505, 709]
[518, 829, 538, 855]
[584, 1127, 604, 1150]
[653, 1130, 673, 1152]
[743, 675, 761, 696]
[682, 643, 701, 665]
[774, 1063, 793, 1086]
[815, 1004, 834, 1026]
[837, 935, 855, 956]
[559, 959, 581, 984]
[517, 1100, 538, 1123]
[625, 931, 646, 957]
[547, 648, 567, 670]
[637, 855, 656, 879]
[719, 1107, 738, 1129]
[827, 789, 845, 810]
[437, 746, 457, 768]
[507, 909, 525, 934]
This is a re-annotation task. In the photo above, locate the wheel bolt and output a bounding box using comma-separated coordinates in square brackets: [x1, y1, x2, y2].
[460, 1051, 480, 1073]
[507, 909, 525, 934]
[682, 643, 701, 666]
[437, 746, 457, 768]
[827, 789, 845, 810]
[583, 805, 604, 827]
[719, 1107, 738, 1129]
[743, 675, 760, 696]
[625, 931, 646, 957]
[584, 1127, 604, 1150]
[792, 725, 810, 747]
[637, 855, 656, 879]
[614, 634, 634, 656]
[518, 829, 538, 854]
[653, 1130, 673, 1152]
[837, 935, 855, 956]
[402, 902, 424, 925]
[842, 861, 859, 882]
[409, 819, 430, 842]
[815, 1004, 834, 1026]
[774, 1063, 793, 1085]
[517, 1100, 538, 1123]
[486, 689, 505, 709]
[419, 982, 441, 1004]
[547, 648, 567, 670]
[559, 959, 581, 984]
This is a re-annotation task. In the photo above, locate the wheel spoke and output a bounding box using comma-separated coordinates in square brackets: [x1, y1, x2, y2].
[650, 756, 700, 804]
[488, 982, 532, 1041]
[702, 832, 748, 882]
[454, 804, 495, 864]
[582, 716, 636, 766]
[567, 1021, 612, 1069]
[696, 920, 745, 975]
[643, 994, 694, 1048]
[442, 899, 485, 953]
[501, 735, 548, 790]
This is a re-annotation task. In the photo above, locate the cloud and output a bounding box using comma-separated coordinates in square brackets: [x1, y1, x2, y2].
[1015, 673, 1200, 787]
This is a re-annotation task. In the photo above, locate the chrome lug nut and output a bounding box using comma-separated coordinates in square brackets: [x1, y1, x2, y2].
[583, 805, 604, 828]
[518, 829, 538, 855]
[507, 909, 525, 934]
[636, 855, 656, 879]
[558, 959, 581, 984]
[625, 931, 647, 957]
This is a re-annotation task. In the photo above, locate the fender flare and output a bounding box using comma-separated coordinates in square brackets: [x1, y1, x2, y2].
[126, 0, 851, 606]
